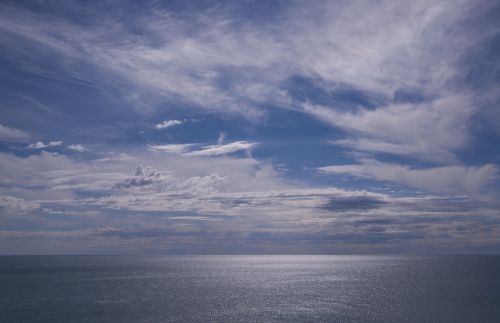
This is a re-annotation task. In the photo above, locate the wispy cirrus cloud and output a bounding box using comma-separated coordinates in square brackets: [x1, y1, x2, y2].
[3, 1, 491, 117]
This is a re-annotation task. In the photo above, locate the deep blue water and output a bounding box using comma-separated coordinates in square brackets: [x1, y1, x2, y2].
[1, 255, 499, 322]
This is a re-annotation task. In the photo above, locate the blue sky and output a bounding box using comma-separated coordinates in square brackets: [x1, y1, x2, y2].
[1, 0, 499, 254]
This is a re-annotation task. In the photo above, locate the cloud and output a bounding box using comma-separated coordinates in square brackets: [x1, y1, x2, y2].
[307, 94, 474, 163]
[0, 151, 135, 196]
[0, 0, 496, 122]
[0, 124, 30, 142]
[147, 144, 194, 154]
[27, 141, 62, 149]
[0, 195, 40, 215]
[218, 132, 226, 145]
[319, 159, 498, 194]
[67, 144, 87, 152]
[4, 1, 489, 119]
[98, 183, 369, 215]
[184, 141, 257, 157]
[148, 141, 258, 157]
[155, 119, 183, 129]
[0, 148, 284, 197]
[111, 165, 232, 198]
[16, 94, 58, 114]
[0, 150, 499, 253]
[113, 165, 175, 189]
[321, 196, 387, 212]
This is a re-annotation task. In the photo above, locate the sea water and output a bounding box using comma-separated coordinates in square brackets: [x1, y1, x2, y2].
[1, 255, 499, 322]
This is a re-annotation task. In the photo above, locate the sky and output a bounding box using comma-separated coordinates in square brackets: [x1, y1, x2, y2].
[0, 0, 499, 254]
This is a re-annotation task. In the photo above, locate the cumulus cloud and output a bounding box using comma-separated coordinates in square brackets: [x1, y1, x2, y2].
[112, 165, 229, 197]
[0, 124, 30, 142]
[27, 140, 62, 149]
[155, 119, 183, 129]
[319, 159, 498, 194]
[113, 165, 174, 189]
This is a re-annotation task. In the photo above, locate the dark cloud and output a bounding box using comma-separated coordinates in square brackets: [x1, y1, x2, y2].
[321, 196, 387, 212]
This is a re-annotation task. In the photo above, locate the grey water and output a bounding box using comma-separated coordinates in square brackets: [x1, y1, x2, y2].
[1, 255, 499, 322]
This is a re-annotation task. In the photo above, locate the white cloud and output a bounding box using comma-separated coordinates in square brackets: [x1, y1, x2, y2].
[113, 164, 228, 196]
[0, 195, 40, 215]
[155, 119, 183, 129]
[0, 124, 30, 142]
[93, 163, 385, 216]
[148, 141, 258, 157]
[2, 1, 482, 118]
[217, 132, 226, 145]
[184, 141, 257, 157]
[0, 151, 499, 253]
[0, 148, 284, 199]
[0, 151, 134, 197]
[319, 159, 498, 194]
[307, 94, 474, 163]
[67, 144, 87, 152]
[27, 141, 62, 149]
[0, 1, 495, 141]
[147, 143, 194, 154]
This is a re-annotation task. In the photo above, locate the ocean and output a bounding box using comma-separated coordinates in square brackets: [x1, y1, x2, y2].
[1, 255, 499, 322]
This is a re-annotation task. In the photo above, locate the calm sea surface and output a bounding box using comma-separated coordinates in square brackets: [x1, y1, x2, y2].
[1, 255, 499, 322]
